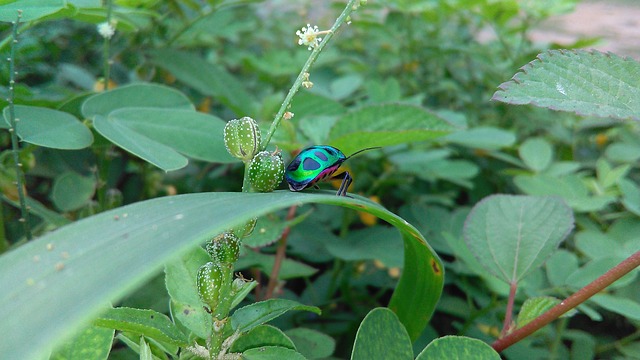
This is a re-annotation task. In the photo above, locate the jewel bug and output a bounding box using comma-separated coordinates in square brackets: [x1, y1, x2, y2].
[285, 145, 380, 196]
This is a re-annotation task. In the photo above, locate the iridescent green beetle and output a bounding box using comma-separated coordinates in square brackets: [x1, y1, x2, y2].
[285, 145, 379, 196]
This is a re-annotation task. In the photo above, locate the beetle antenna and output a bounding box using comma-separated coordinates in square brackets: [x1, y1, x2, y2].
[345, 146, 381, 160]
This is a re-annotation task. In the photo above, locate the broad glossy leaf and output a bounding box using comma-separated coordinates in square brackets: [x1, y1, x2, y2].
[351, 308, 413, 360]
[51, 171, 96, 211]
[93, 114, 188, 171]
[0, 191, 443, 359]
[243, 346, 306, 360]
[50, 325, 114, 360]
[82, 83, 194, 118]
[149, 49, 257, 116]
[463, 195, 574, 284]
[94, 307, 189, 346]
[107, 108, 235, 163]
[492, 50, 640, 121]
[2, 105, 93, 149]
[230, 325, 295, 353]
[328, 103, 458, 155]
[285, 328, 335, 359]
[416, 336, 500, 360]
[0, 0, 65, 22]
[231, 299, 320, 333]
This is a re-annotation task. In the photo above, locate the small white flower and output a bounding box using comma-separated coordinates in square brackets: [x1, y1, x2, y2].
[97, 22, 116, 39]
[296, 24, 323, 50]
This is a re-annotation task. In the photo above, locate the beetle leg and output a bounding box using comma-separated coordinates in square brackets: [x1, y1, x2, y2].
[336, 171, 352, 196]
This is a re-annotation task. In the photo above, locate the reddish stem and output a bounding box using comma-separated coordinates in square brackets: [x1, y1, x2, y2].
[492, 250, 640, 352]
[264, 205, 297, 299]
[500, 282, 518, 337]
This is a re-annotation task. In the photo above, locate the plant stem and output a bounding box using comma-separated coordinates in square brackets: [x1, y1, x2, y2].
[499, 282, 518, 337]
[265, 205, 297, 299]
[102, 0, 113, 89]
[7, 11, 31, 241]
[492, 250, 640, 352]
[261, 0, 360, 149]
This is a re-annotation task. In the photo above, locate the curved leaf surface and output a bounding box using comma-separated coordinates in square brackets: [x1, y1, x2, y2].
[328, 103, 459, 155]
[2, 105, 93, 149]
[0, 191, 443, 359]
[492, 50, 640, 121]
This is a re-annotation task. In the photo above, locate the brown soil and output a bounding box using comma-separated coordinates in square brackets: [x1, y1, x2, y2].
[531, 1, 640, 59]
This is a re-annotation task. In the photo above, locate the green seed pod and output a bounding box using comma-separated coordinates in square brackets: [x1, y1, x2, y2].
[196, 262, 223, 310]
[248, 150, 285, 192]
[223, 117, 261, 162]
[205, 232, 240, 264]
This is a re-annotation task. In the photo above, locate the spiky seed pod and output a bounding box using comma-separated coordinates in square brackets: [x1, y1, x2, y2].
[205, 232, 240, 264]
[223, 117, 261, 162]
[248, 150, 285, 192]
[196, 262, 223, 310]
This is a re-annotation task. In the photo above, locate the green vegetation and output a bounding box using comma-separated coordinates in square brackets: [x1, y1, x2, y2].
[0, 0, 638, 359]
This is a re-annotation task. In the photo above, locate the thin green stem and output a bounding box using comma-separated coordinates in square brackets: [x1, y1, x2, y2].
[102, 0, 113, 89]
[7, 11, 31, 241]
[492, 250, 640, 353]
[261, 0, 360, 149]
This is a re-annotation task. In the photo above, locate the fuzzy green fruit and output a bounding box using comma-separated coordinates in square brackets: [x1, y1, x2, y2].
[248, 150, 285, 192]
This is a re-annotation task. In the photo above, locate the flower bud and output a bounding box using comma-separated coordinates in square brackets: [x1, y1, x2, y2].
[196, 262, 223, 310]
[223, 117, 261, 162]
[205, 232, 240, 264]
[248, 150, 284, 192]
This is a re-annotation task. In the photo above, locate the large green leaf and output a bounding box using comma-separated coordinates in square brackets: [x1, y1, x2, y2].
[416, 335, 500, 360]
[351, 308, 413, 360]
[0, 0, 65, 22]
[463, 195, 574, 284]
[2, 105, 93, 149]
[148, 49, 257, 116]
[106, 108, 235, 163]
[81, 83, 194, 118]
[94, 307, 189, 346]
[492, 50, 640, 121]
[327, 103, 459, 155]
[0, 191, 443, 359]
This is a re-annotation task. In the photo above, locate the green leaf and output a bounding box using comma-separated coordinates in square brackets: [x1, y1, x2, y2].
[324, 226, 403, 268]
[107, 108, 235, 163]
[514, 174, 616, 212]
[463, 195, 574, 284]
[619, 178, 640, 216]
[94, 307, 189, 347]
[165, 247, 212, 339]
[92, 114, 188, 171]
[605, 143, 640, 163]
[0, 0, 65, 22]
[444, 127, 516, 150]
[285, 328, 335, 359]
[566, 257, 638, 290]
[139, 337, 153, 360]
[291, 92, 345, 118]
[2, 105, 93, 149]
[148, 49, 257, 116]
[51, 171, 96, 211]
[328, 103, 458, 155]
[516, 296, 561, 328]
[492, 50, 640, 121]
[351, 308, 413, 360]
[590, 294, 640, 321]
[519, 138, 553, 172]
[50, 325, 114, 360]
[243, 346, 306, 360]
[416, 335, 500, 360]
[0, 191, 443, 359]
[81, 83, 194, 118]
[231, 298, 321, 333]
[545, 249, 579, 287]
[230, 325, 296, 353]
